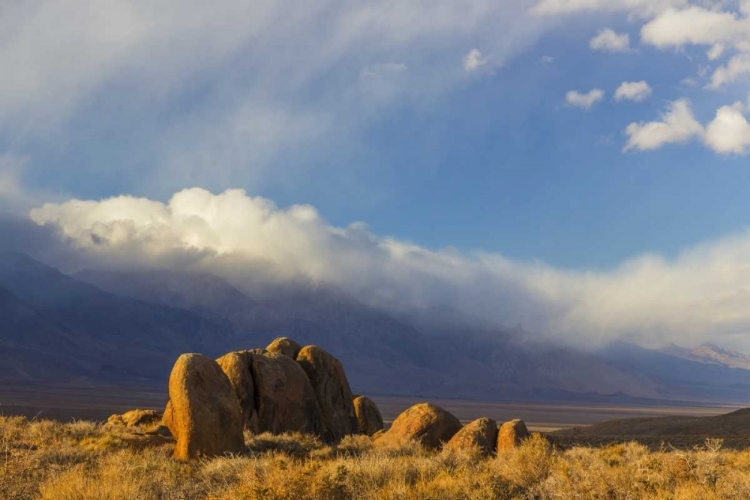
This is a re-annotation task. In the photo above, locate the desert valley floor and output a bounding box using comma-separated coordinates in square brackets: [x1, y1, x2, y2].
[1, 383, 743, 432]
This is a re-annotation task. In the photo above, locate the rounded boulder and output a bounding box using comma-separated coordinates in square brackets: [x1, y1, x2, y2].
[497, 419, 530, 451]
[249, 350, 325, 436]
[353, 395, 384, 436]
[376, 402, 462, 450]
[444, 417, 498, 456]
[266, 337, 302, 358]
[216, 351, 256, 431]
[166, 353, 245, 460]
[296, 345, 358, 442]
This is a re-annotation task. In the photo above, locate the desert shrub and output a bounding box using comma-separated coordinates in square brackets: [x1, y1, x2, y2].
[496, 433, 555, 494]
[7, 415, 750, 499]
[246, 432, 325, 458]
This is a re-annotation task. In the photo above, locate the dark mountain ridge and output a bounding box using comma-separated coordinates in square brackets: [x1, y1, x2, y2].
[2, 253, 750, 404]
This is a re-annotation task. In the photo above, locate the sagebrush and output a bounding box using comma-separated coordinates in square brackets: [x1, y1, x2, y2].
[3, 415, 750, 499]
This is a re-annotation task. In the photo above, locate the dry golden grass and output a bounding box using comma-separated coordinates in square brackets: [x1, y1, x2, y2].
[4, 415, 750, 499]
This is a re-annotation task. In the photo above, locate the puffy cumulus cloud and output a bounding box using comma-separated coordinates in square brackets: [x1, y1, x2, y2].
[614, 81, 652, 102]
[463, 49, 489, 71]
[22, 187, 750, 350]
[624, 99, 750, 155]
[624, 99, 703, 151]
[565, 89, 605, 109]
[704, 104, 750, 154]
[589, 29, 630, 52]
[640, 6, 750, 52]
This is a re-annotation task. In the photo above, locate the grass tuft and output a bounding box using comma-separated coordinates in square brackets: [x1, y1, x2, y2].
[4, 415, 750, 499]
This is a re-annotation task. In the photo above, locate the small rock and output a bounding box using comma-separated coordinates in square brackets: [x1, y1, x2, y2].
[444, 417, 498, 456]
[106, 409, 162, 428]
[353, 396, 384, 436]
[497, 419, 530, 451]
[266, 337, 303, 358]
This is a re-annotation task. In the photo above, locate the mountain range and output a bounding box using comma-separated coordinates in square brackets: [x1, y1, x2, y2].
[2, 252, 750, 404]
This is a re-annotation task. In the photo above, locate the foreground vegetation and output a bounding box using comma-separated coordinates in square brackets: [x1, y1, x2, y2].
[4, 416, 750, 499]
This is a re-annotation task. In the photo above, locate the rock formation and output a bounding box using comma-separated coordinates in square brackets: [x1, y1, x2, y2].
[353, 395, 384, 436]
[160, 338, 391, 458]
[266, 337, 302, 358]
[296, 345, 358, 442]
[444, 417, 498, 456]
[375, 402, 462, 450]
[216, 351, 256, 431]
[497, 419, 530, 451]
[250, 349, 325, 436]
[166, 353, 245, 460]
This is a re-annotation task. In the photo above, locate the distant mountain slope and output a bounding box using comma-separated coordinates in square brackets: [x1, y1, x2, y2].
[661, 343, 750, 371]
[0, 284, 93, 381]
[600, 342, 750, 402]
[0, 253, 231, 385]
[74, 268, 660, 400]
[5, 255, 748, 403]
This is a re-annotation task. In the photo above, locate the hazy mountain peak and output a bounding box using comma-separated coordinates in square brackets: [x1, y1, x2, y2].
[660, 342, 750, 371]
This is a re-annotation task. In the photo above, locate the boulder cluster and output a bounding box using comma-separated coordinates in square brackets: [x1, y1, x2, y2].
[373, 403, 531, 456]
[164, 337, 384, 460]
[158, 337, 532, 460]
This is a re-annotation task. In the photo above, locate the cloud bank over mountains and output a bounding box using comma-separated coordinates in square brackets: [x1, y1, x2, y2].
[3, 2, 750, 353]
[13, 188, 750, 351]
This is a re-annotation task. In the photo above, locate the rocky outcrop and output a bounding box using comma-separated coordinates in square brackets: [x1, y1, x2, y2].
[266, 337, 302, 359]
[216, 351, 256, 431]
[250, 350, 325, 436]
[375, 403, 462, 450]
[106, 409, 162, 428]
[166, 353, 245, 460]
[296, 345, 358, 442]
[497, 419, 530, 451]
[444, 417, 497, 456]
[353, 395, 384, 436]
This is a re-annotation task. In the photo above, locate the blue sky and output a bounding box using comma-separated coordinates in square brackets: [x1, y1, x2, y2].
[4, 0, 750, 348]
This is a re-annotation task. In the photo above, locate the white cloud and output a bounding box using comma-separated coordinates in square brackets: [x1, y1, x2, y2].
[681, 77, 698, 87]
[463, 49, 489, 71]
[624, 99, 703, 151]
[532, 0, 687, 18]
[0, 0, 552, 193]
[704, 104, 750, 154]
[707, 43, 725, 61]
[565, 89, 605, 109]
[0, 1, 545, 131]
[541, 55, 554, 63]
[640, 7, 750, 50]
[26, 187, 750, 350]
[710, 53, 750, 89]
[589, 29, 630, 52]
[614, 81, 652, 102]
